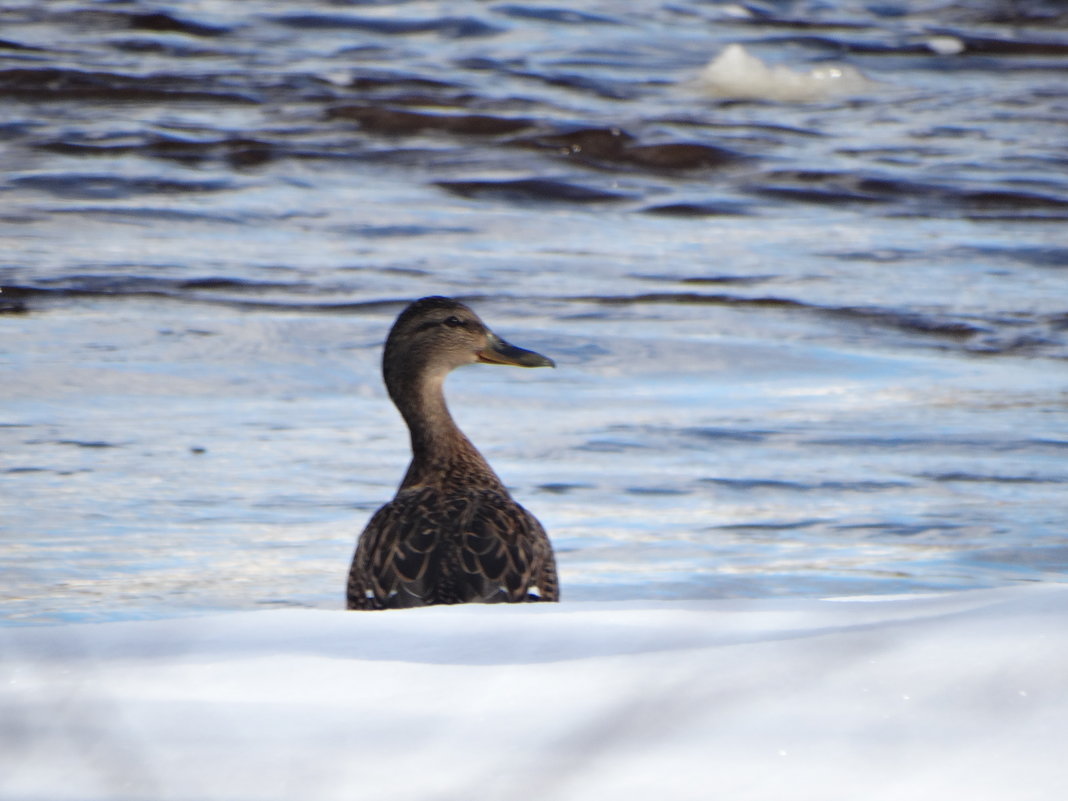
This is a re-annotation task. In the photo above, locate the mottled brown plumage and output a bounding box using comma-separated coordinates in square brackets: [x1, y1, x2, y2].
[346, 296, 559, 610]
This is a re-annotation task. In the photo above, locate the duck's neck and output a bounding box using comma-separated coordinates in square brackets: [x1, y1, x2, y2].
[387, 368, 503, 492]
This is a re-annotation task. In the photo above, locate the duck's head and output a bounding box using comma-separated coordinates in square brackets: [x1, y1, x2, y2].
[383, 297, 555, 386]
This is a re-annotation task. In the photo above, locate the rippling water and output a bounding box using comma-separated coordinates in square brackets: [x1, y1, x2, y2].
[2, 0, 1067, 623]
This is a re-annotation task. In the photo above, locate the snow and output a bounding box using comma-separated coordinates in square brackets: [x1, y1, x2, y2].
[3, 586, 1067, 801]
[698, 44, 877, 102]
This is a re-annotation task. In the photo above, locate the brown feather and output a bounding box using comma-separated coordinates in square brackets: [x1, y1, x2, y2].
[346, 297, 559, 610]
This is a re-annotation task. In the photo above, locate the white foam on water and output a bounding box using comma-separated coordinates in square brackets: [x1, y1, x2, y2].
[698, 44, 878, 102]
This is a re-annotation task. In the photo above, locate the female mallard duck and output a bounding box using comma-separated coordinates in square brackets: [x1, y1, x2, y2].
[346, 296, 559, 610]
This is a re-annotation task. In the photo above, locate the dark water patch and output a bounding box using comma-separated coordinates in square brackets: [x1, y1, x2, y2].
[537, 482, 595, 495]
[912, 125, 985, 141]
[39, 135, 276, 169]
[11, 174, 233, 200]
[826, 305, 984, 339]
[806, 435, 1068, 454]
[0, 68, 257, 104]
[682, 426, 775, 443]
[745, 33, 918, 56]
[272, 14, 501, 38]
[1013, 437, 1068, 451]
[331, 223, 476, 239]
[746, 175, 887, 205]
[328, 105, 533, 136]
[633, 272, 771, 286]
[745, 169, 906, 206]
[576, 291, 797, 308]
[347, 72, 462, 93]
[703, 478, 804, 491]
[577, 291, 1066, 358]
[514, 126, 634, 158]
[42, 207, 258, 225]
[158, 328, 217, 339]
[702, 478, 910, 492]
[332, 80, 473, 110]
[751, 30, 1068, 57]
[957, 188, 1068, 219]
[454, 56, 512, 72]
[835, 521, 969, 538]
[920, 472, 1066, 484]
[625, 486, 692, 496]
[808, 435, 968, 451]
[436, 178, 631, 203]
[953, 244, 1068, 269]
[671, 117, 825, 141]
[576, 439, 649, 453]
[1032, 438, 1068, 450]
[731, 10, 871, 30]
[575, 292, 987, 342]
[710, 519, 828, 533]
[2, 278, 431, 315]
[942, 32, 1068, 57]
[0, 39, 45, 52]
[336, 92, 474, 110]
[108, 39, 227, 58]
[37, 132, 423, 170]
[2, 276, 310, 309]
[492, 5, 620, 25]
[507, 68, 636, 100]
[37, 139, 141, 158]
[965, 0, 1068, 25]
[126, 11, 230, 38]
[48, 440, 119, 449]
[157, 137, 273, 169]
[0, 287, 28, 314]
[823, 248, 920, 263]
[41, 7, 229, 38]
[831, 145, 944, 167]
[514, 126, 749, 171]
[583, 425, 777, 454]
[177, 277, 310, 294]
[642, 201, 751, 216]
[964, 326, 1068, 357]
[745, 169, 1068, 219]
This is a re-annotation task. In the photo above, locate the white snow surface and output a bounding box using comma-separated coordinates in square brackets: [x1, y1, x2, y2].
[3, 586, 1067, 801]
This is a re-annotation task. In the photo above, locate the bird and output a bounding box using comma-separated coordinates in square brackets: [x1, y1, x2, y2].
[346, 296, 559, 610]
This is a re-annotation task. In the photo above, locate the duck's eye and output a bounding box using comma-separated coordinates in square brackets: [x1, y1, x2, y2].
[443, 316, 465, 328]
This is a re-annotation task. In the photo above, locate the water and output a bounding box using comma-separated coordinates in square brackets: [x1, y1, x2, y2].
[2, 0, 1066, 624]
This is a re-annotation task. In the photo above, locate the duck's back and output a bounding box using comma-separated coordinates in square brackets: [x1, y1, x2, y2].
[347, 485, 559, 610]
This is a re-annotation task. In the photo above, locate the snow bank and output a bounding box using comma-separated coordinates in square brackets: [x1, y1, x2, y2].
[699, 44, 876, 102]
[2, 586, 1066, 800]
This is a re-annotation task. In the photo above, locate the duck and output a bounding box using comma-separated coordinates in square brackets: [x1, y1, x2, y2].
[346, 296, 559, 610]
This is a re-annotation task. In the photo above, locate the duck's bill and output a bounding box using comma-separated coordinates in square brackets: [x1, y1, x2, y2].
[477, 333, 555, 368]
